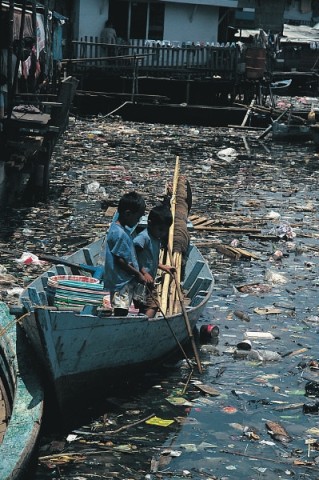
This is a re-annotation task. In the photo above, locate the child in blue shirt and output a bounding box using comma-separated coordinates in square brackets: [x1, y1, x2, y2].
[104, 191, 149, 316]
[133, 204, 175, 318]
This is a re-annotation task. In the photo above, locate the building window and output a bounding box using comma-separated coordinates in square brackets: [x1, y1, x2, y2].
[109, 1, 164, 41]
[148, 3, 165, 40]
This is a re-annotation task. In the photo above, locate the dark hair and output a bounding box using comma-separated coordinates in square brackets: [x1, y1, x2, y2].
[148, 204, 172, 227]
[118, 191, 145, 214]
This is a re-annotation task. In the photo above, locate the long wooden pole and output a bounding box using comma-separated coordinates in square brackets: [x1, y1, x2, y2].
[160, 156, 179, 314]
[168, 155, 180, 247]
[168, 246, 203, 374]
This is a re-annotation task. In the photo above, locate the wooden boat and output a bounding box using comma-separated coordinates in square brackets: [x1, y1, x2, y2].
[0, 302, 43, 480]
[272, 119, 311, 140]
[309, 124, 319, 145]
[269, 78, 292, 94]
[17, 235, 214, 412]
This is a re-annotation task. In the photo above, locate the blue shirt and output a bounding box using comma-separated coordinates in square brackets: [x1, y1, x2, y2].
[133, 228, 161, 279]
[104, 222, 139, 292]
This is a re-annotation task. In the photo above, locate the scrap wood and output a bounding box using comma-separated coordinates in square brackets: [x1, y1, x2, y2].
[195, 384, 221, 396]
[73, 413, 155, 436]
[38, 448, 138, 468]
[281, 347, 309, 358]
[274, 403, 304, 411]
[248, 234, 280, 241]
[234, 102, 305, 124]
[190, 214, 267, 229]
[220, 449, 316, 467]
[215, 244, 259, 260]
[216, 244, 241, 259]
[189, 216, 215, 227]
[105, 206, 117, 217]
[195, 225, 261, 233]
[39, 452, 90, 464]
[228, 124, 263, 131]
[192, 240, 219, 247]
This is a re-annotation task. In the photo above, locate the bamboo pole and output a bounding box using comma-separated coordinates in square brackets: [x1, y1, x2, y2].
[160, 156, 179, 314]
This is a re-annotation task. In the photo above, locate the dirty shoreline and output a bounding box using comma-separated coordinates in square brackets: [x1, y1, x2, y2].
[1, 116, 319, 479]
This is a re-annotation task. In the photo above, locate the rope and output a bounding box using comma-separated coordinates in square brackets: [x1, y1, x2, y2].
[0, 312, 30, 339]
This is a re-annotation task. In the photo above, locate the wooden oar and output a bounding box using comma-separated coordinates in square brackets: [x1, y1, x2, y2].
[174, 272, 203, 374]
[0, 248, 103, 279]
[168, 246, 203, 374]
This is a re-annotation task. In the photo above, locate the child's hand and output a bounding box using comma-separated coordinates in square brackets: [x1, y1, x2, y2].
[136, 272, 147, 284]
[162, 265, 176, 275]
[143, 272, 154, 285]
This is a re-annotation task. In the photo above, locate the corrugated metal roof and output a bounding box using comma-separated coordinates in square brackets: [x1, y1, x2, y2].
[281, 23, 319, 42]
[162, 0, 238, 6]
[235, 24, 319, 43]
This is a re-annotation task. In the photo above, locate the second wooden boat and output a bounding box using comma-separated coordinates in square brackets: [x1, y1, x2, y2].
[272, 119, 311, 140]
[0, 302, 43, 480]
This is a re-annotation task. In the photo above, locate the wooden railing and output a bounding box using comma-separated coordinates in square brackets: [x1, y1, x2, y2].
[69, 37, 239, 79]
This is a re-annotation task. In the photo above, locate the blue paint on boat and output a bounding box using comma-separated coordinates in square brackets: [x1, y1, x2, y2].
[19, 237, 214, 412]
[0, 302, 44, 480]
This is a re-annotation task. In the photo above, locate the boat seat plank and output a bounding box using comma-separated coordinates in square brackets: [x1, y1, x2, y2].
[187, 277, 212, 300]
[27, 287, 42, 306]
[47, 270, 57, 276]
[38, 291, 48, 306]
[83, 248, 94, 266]
[21, 298, 33, 312]
[56, 265, 68, 275]
[182, 261, 205, 290]
[190, 290, 211, 307]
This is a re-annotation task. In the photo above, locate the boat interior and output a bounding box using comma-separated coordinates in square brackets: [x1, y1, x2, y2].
[20, 237, 214, 316]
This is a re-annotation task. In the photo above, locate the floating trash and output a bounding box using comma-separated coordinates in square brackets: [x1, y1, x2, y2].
[217, 147, 238, 161]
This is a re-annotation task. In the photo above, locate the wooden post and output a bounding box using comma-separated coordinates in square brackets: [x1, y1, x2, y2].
[241, 99, 255, 127]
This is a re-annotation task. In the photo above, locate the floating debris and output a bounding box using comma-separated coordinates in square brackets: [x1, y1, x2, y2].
[265, 420, 292, 443]
[1, 116, 319, 479]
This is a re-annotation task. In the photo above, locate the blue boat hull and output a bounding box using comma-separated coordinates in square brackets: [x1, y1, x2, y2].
[20, 237, 214, 411]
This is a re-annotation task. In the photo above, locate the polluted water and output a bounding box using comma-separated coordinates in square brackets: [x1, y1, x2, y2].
[1, 115, 319, 479]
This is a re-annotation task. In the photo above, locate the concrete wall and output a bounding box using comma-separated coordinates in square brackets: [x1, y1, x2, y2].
[77, 0, 109, 40]
[164, 4, 219, 44]
[284, 1, 312, 24]
[74, 0, 219, 44]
